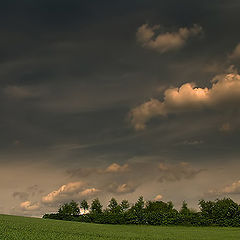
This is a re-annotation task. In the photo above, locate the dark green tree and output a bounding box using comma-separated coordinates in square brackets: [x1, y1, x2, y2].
[58, 200, 80, 216]
[134, 196, 144, 212]
[90, 198, 103, 214]
[198, 199, 214, 219]
[128, 196, 145, 224]
[80, 199, 89, 214]
[179, 200, 191, 215]
[108, 198, 121, 214]
[120, 199, 130, 212]
[145, 200, 175, 213]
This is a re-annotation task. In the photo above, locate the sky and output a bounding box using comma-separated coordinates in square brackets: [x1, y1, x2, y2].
[1, 0, 240, 217]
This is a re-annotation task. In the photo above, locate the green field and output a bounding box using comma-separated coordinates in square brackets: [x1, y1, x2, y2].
[1, 214, 240, 240]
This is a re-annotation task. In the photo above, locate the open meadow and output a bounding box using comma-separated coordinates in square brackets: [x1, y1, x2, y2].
[0, 214, 240, 240]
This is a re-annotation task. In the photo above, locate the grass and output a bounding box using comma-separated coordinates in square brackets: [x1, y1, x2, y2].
[0, 214, 240, 240]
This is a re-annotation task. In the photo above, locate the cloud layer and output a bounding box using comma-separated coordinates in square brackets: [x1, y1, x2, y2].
[15, 160, 203, 213]
[136, 24, 202, 53]
[130, 71, 240, 130]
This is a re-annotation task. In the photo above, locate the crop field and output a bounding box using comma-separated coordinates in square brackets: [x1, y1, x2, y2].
[0, 214, 240, 240]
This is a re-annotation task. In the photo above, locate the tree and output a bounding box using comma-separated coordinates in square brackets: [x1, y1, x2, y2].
[131, 196, 145, 216]
[179, 200, 191, 215]
[90, 198, 103, 214]
[128, 196, 145, 224]
[198, 199, 215, 219]
[108, 198, 121, 214]
[120, 199, 130, 212]
[135, 196, 144, 211]
[80, 199, 89, 214]
[58, 200, 80, 216]
[145, 200, 175, 213]
[198, 198, 240, 226]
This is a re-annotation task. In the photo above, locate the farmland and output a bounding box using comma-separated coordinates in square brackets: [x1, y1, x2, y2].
[0, 214, 240, 240]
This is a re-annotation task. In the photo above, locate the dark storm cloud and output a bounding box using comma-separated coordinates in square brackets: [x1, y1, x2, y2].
[1, 0, 240, 216]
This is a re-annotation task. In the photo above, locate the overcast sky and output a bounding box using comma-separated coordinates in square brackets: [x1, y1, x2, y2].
[1, 0, 240, 216]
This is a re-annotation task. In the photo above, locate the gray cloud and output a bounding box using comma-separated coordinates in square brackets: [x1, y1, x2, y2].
[3, 85, 47, 100]
[137, 24, 202, 53]
[67, 168, 97, 178]
[67, 163, 129, 178]
[67, 160, 204, 196]
[106, 182, 138, 195]
[13, 192, 29, 201]
[182, 140, 204, 146]
[12, 185, 43, 201]
[229, 43, 240, 59]
[219, 122, 232, 133]
[158, 162, 205, 182]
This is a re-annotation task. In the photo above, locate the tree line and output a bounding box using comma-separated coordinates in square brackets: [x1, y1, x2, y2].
[43, 197, 240, 227]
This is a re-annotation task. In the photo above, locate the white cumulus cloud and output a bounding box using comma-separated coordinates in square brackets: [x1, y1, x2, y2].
[222, 180, 240, 194]
[208, 180, 240, 196]
[41, 182, 99, 204]
[20, 201, 40, 211]
[153, 194, 163, 201]
[130, 71, 240, 130]
[79, 188, 99, 197]
[42, 182, 84, 204]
